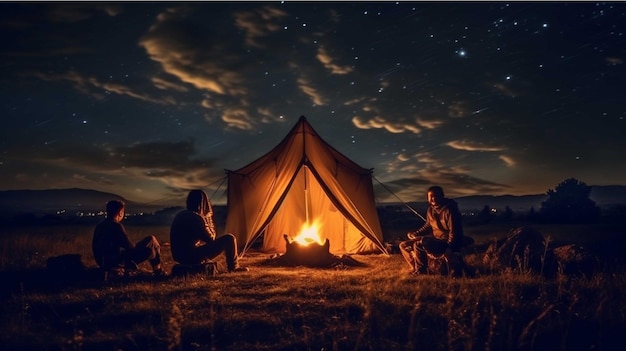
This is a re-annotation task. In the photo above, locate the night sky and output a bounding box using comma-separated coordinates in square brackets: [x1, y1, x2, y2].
[1, 2, 625, 206]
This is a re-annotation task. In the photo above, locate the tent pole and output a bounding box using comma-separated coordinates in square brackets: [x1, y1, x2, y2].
[304, 165, 310, 223]
[209, 175, 228, 201]
[373, 176, 426, 222]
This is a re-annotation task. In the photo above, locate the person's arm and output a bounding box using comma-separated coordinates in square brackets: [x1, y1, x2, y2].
[408, 209, 433, 239]
[116, 223, 135, 250]
[446, 209, 464, 250]
[408, 223, 430, 239]
[192, 214, 215, 243]
[205, 214, 217, 241]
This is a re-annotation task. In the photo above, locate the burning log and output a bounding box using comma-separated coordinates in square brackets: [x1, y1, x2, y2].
[263, 221, 366, 268]
[281, 234, 336, 267]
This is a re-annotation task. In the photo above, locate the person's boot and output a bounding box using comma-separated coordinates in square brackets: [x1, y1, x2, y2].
[228, 265, 249, 273]
[124, 260, 139, 277]
[152, 264, 167, 277]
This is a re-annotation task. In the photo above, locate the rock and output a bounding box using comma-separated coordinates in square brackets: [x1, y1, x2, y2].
[484, 227, 553, 275]
[46, 254, 87, 280]
[552, 244, 597, 277]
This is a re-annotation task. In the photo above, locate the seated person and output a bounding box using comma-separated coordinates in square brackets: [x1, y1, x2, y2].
[399, 186, 465, 275]
[92, 200, 164, 276]
[169, 189, 248, 272]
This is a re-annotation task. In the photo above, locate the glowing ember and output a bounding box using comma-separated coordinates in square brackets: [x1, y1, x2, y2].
[292, 220, 324, 246]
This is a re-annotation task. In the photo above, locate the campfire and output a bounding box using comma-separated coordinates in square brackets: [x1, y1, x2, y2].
[290, 220, 325, 246]
[281, 220, 334, 266]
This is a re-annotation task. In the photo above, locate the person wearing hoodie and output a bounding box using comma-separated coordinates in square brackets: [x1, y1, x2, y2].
[399, 186, 465, 275]
[170, 189, 248, 273]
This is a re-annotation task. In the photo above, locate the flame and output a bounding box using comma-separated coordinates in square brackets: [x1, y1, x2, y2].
[293, 220, 324, 246]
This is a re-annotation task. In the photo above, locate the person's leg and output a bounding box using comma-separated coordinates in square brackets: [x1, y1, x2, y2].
[195, 234, 234, 263]
[194, 234, 247, 272]
[399, 240, 417, 270]
[413, 241, 429, 274]
[128, 236, 162, 272]
[216, 234, 240, 271]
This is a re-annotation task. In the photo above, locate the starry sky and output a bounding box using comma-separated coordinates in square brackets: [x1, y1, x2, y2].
[1, 2, 625, 207]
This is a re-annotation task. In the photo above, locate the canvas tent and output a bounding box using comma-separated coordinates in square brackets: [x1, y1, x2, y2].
[225, 116, 388, 257]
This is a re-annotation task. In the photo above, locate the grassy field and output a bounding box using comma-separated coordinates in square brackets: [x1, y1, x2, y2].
[1, 223, 625, 351]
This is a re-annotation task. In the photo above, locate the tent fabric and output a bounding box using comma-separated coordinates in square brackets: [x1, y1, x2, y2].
[225, 116, 388, 257]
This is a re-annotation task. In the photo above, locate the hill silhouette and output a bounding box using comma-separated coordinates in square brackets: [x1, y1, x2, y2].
[0, 185, 624, 218]
[0, 188, 124, 213]
[0, 188, 166, 218]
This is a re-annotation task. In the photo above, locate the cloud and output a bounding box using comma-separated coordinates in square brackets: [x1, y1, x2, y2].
[316, 46, 353, 74]
[343, 97, 366, 106]
[396, 154, 410, 162]
[352, 116, 421, 134]
[492, 82, 518, 98]
[416, 118, 444, 129]
[446, 140, 505, 152]
[605, 57, 623, 66]
[27, 70, 167, 104]
[297, 77, 327, 106]
[375, 149, 513, 200]
[256, 107, 286, 123]
[47, 3, 123, 22]
[447, 102, 468, 118]
[139, 6, 248, 97]
[233, 6, 287, 49]
[377, 169, 511, 201]
[0, 4, 121, 58]
[24, 140, 223, 192]
[499, 155, 516, 167]
[152, 76, 189, 92]
[222, 108, 255, 130]
[136, 5, 298, 131]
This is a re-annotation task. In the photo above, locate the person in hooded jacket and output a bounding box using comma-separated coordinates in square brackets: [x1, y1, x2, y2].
[399, 186, 465, 275]
[170, 189, 248, 273]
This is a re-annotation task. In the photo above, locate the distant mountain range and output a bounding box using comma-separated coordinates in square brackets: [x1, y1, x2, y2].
[0, 185, 624, 217]
[0, 188, 163, 216]
[422, 185, 626, 212]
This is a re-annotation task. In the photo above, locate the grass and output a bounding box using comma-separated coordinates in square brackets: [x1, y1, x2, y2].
[1, 223, 625, 350]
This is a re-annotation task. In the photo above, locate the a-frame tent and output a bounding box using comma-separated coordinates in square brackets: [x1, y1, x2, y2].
[225, 116, 388, 257]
